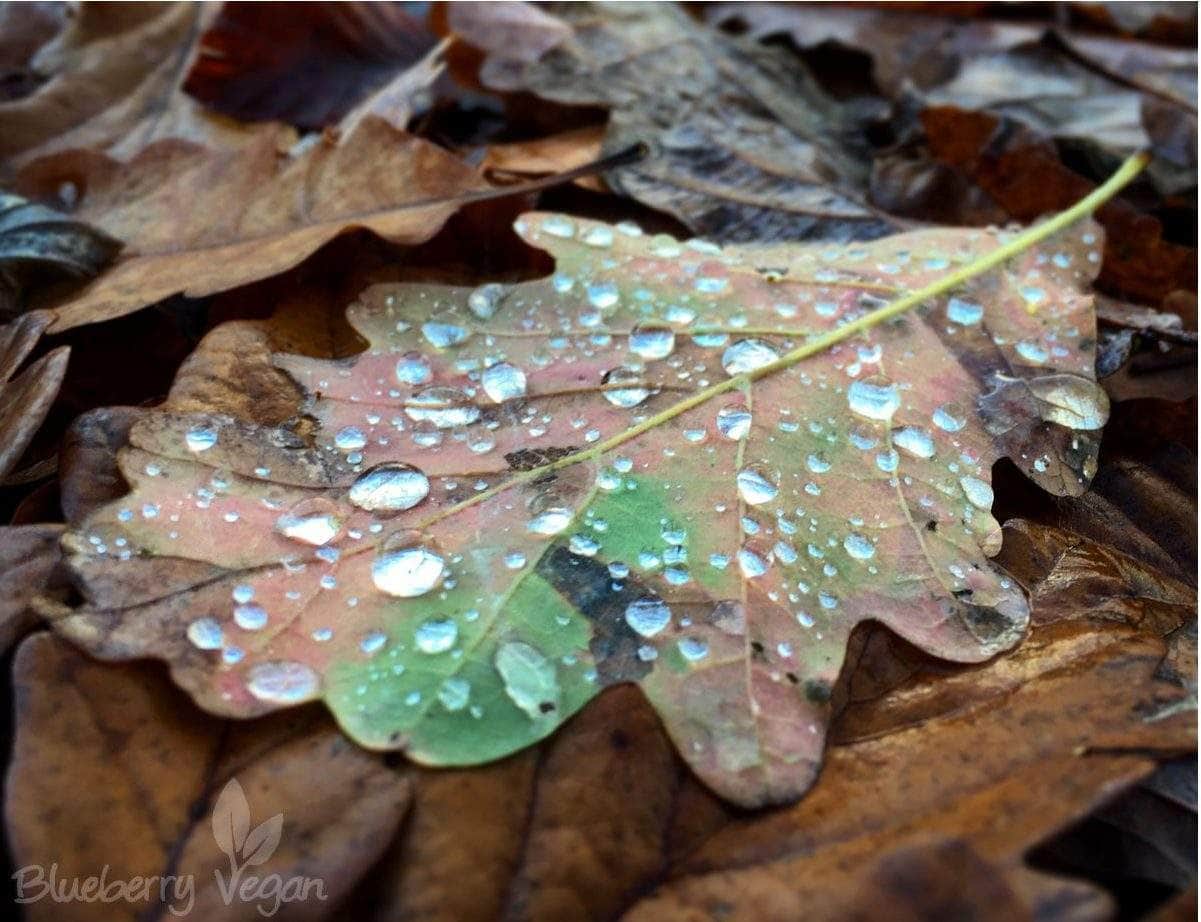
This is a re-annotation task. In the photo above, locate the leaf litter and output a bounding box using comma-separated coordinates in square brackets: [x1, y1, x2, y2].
[47, 157, 1141, 807]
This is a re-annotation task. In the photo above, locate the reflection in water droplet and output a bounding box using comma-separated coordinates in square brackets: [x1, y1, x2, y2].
[247, 661, 319, 703]
[481, 362, 527, 402]
[185, 425, 218, 452]
[736, 468, 778, 505]
[438, 676, 471, 711]
[625, 598, 671, 637]
[372, 535, 445, 597]
[422, 321, 471, 349]
[527, 507, 574, 535]
[405, 387, 481, 428]
[495, 641, 559, 720]
[959, 476, 994, 510]
[275, 497, 343, 546]
[946, 297, 984, 326]
[602, 366, 653, 408]
[717, 405, 752, 440]
[932, 403, 967, 432]
[234, 603, 268, 631]
[843, 533, 876, 560]
[349, 463, 430, 512]
[187, 618, 224, 650]
[847, 378, 901, 421]
[468, 283, 505, 319]
[629, 324, 676, 360]
[395, 353, 432, 385]
[722, 339, 779, 375]
[415, 618, 458, 653]
[892, 426, 935, 459]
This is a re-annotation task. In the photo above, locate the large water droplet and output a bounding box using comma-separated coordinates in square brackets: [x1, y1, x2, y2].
[422, 321, 471, 349]
[468, 283, 505, 319]
[629, 323, 676, 360]
[334, 426, 368, 451]
[234, 603, 269, 631]
[736, 468, 778, 505]
[275, 497, 343, 546]
[722, 338, 779, 375]
[481, 362, 528, 402]
[602, 366, 653, 408]
[527, 507, 574, 535]
[717, 405, 752, 440]
[395, 353, 432, 385]
[946, 297, 984, 326]
[405, 386, 481, 428]
[843, 533, 876, 560]
[415, 618, 458, 654]
[246, 661, 319, 703]
[932, 403, 967, 432]
[185, 425, 218, 452]
[348, 463, 430, 512]
[372, 534, 445, 597]
[892, 426, 935, 459]
[187, 617, 224, 650]
[959, 476, 994, 509]
[625, 598, 671, 637]
[847, 377, 901, 421]
[495, 641, 559, 720]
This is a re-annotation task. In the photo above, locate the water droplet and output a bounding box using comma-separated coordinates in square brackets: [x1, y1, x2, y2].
[946, 297, 984, 326]
[738, 546, 770, 577]
[348, 463, 430, 512]
[806, 453, 831, 474]
[360, 630, 387, 655]
[737, 468, 778, 505]
[677, 637, 709, 662]
[586, 282, 619, 310]
[395, 353, 432, 385]
[246, 661, 319, 703]
[481, 361, 528, 402]
[540, 215, 575, 238]
[959, 476, 993, 509]
[722, 338, 779, 375]
[187, 618, 224, 650]
[528, 507, 573, 535]
[185, 425, 217, 452]
[372, 535, 445, 597]
[405, 386, 481, 428]
[495, 641, 559, 719]
[415, 618, 458, 654]
[625, 598, 671, 637]
[876, 449, 899, 473]
[234, 603, 268, 631]
[422, 321, 471, 349]
[334, 426, 368, 451]
[438, 676, 471, 711]
[583, 225, 614, 247]
[602, 365, 653, 408]
[629, 323, 676, 360]
[468, 283, 505, 319]
[932, 403, 967, 432]
[1015, 341, 1049, 364]
[843, 533, 876, 560]
[275, 497, 343, 546]
[892, 426, 935, 459]
[847, 377, 901, 421]
[717, 405, 752, 440]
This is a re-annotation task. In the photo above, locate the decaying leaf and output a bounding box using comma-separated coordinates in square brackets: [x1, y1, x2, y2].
[5, 632, 411, 922]
[50, 200, 1118, 807]
[0, 524, 65, 653]
[16, 117, 487, 332]
[0, 310, 68, 478]
[457, 1, 895, 244]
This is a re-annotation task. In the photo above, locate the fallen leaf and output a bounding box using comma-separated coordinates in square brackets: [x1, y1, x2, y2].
[50, 189, 1125, 808]
[16, 116, 487, 332]
[0, 2, 250, 174]
[5, 631, 411, 922]
[182, 2, 437, 129]
[0, 523, 65, 653]
[455, 2, 896, 244]
[0, 310, 68, 478]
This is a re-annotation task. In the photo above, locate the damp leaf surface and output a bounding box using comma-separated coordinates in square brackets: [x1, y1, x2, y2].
[57, 203, 1117, 806]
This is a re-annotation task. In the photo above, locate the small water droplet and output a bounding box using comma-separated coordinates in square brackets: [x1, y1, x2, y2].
[629, 323, 676, 360]
[372, 534, 445, 597]
[481, 361, 528, 402]
[602, 365, 654, 408]
[405, 386, 481, 428]
[185, 425, 218, 452]
[625, 598, 671, 637]
[415, 618, 458, 654]
[438, 676, 471, 711]
[847, 377, 901, 421]
[717, 405, 752, 440]
[187, 618, 224, 650]
[946, 297, 984, 326]
[959, 476, 994, 509]
[843, 533, 876, 560]
[246, 661, 319, 703]
[722, 339, 779, 375]
[737, 468, 778, 505]
[468, 283, 505, 319]
[932, 403, 967, 432]
[892, 426, 935, 459]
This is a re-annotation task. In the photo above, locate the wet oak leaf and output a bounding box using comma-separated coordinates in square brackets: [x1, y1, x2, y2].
[53, 209, 1114, 808]
[16, 116, 487, 332]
